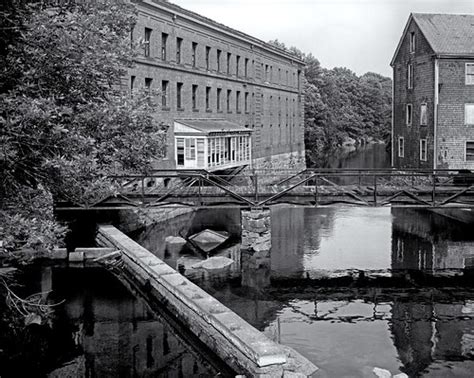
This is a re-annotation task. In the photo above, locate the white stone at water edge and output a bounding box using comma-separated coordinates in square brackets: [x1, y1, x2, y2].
[373, 367, 392, 378]
[191, 256, 234, 270]
[165, 236, 186, 246]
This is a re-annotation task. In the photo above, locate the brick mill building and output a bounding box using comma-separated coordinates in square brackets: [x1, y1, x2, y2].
[391, 13, 474, 169]
[130, 0, 306, 171]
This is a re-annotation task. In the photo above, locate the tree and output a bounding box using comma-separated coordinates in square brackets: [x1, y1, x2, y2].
[0, 1, 166, 256]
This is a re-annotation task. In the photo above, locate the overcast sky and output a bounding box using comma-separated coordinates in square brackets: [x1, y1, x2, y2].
[172, 0, 474, 77]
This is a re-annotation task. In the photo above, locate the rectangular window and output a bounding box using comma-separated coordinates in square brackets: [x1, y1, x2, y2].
[466, 104, 474, 125]
[144, 78, 152, 93]
[245, 92, 249, 113]
[409, 32, 415, 53]
[227, 89, 231, 112]
[176, 138, 185, 166]
[177, 82, 183, 109]
[161, 80, 168, 108]
[236, 91, 241, 113]
[185, 139, 196, 160]
[236, 55, 240, 77]
[130, 75, 135, 93]
[192, 42, 197, 67]
[227, 53, 231, 74]
[144, 28, 152, 57]
[245, 58, 249, 77]
[161, 33, 168, 61]
[265, 65, 269, 81]
[206, 86, 211, 110]
[420, 139, 427, 161]
[420, 103, 428, 125]
[406, 104, 413, 126]
[217, 49, 222, 72]
[176, 37, 182, 64]
[398, 137, 405, 158]
[192, 84, 198, 110]
[466, 141, 474, 161]
[466, 63, 474, 85]
[217, 88, 222, 111]
[407, 64, 413, 89]
[206, 46, 211, 70]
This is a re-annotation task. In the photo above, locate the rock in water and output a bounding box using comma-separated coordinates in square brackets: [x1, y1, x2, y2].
[373, 367, 392, 378]
[192, 256, 234, 270]
[165, 236, 186, 246]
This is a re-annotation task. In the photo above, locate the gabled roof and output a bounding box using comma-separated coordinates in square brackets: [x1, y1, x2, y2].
[175, 119, 252, 135]
[391, 13, 474, 66]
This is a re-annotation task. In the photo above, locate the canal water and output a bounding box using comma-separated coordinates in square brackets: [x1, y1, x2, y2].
[131, 144, 474, 377]
[0, 266, 229, 377]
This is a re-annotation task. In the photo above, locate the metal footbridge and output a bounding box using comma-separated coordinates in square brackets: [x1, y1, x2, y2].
[55, 168, 474, 210]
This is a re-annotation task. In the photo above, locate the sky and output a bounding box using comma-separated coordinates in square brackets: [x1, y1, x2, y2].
[171, 0, 474, 77]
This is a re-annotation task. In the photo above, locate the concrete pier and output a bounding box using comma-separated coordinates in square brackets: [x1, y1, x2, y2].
[97, 225, 318, 377]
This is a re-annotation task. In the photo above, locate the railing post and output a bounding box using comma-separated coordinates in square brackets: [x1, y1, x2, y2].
[432, 173, 436, 206]
[198, 176, 202, 206]
[373, 174, 377, 207]
[254, 169, 259, 203]
[141, 176, 145, 204]
[314, 175, 319, 207]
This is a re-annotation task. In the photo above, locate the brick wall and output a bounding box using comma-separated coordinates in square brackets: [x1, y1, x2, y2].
[129, 1, 305, 168]
[437, 60, 474, 169]
[392, 19, 435, 169]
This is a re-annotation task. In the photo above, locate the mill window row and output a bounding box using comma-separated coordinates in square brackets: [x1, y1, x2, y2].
[131, 76, 299, 126]
[139, 27, 300, 88]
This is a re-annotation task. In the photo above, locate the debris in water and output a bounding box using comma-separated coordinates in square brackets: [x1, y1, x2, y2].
[188, 229, 229, 253]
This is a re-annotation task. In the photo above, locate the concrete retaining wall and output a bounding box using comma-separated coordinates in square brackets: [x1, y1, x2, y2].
[97, 225, 317, 377]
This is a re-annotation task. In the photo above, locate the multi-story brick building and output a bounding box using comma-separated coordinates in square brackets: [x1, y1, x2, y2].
[130, 0, 306, 171]
[391, 13, 474, 169]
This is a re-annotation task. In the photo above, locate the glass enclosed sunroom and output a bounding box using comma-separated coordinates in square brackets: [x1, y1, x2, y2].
[174, 119, 253, 171]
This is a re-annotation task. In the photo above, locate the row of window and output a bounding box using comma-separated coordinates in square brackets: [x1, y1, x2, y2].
[397, 137, 427, 161]
[398, 138, 474, 162]
[175, 136, 251, 168]
[404, 103, 427, 126]
[406, 63, 474, 89]
[131, 76, 298, 120]
[404, 103, 474, 126]
[141, 27, 299, 87]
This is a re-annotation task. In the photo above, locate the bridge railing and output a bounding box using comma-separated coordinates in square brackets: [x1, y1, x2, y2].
[55, 168, 474, 209]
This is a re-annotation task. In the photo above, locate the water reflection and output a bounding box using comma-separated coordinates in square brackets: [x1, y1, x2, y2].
[133, 206, 474, 377]
[0, 267, 225, 377]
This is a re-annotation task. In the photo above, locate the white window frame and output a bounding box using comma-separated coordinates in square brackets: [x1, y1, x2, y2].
[466, 141, 474, 161]
[465, 104, 474, 125]
[409, 32, 415, 53]
[420, 139, 427, 161]
[398, 137, 405, 158]
[466, 63, 474, 85]
[420, 103, 428, 126]
[406, 104, 413, 126]
[407, 64, 413, 89]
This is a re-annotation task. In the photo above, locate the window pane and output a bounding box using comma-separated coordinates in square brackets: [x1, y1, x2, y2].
[420, 104, 427, 125]
[466, 142, 474, 161]
[466, 104, 474, 124]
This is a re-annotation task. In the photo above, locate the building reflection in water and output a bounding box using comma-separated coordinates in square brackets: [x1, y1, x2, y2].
[42, 268, 223, 377]
[391, 208, 474, 273]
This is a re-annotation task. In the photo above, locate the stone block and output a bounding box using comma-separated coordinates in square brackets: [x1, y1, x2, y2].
[69, 252, 84, 262]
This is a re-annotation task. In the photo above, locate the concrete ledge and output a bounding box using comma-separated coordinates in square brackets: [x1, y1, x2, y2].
[97, 225, 318, 377]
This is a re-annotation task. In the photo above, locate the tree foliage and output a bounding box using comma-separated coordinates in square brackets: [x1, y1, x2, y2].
[0, 1, 166, 255]
[269, 40, 392, 167]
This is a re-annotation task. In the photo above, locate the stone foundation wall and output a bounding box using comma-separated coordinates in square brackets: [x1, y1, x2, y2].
[253, 151, 306, 171]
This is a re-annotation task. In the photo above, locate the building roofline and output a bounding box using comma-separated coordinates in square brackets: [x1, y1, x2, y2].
[138, 0, 305, 65]
[390, 13, 437, 67]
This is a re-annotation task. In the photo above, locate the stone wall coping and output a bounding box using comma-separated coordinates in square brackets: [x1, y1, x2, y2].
[97, 225, 306, 372]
